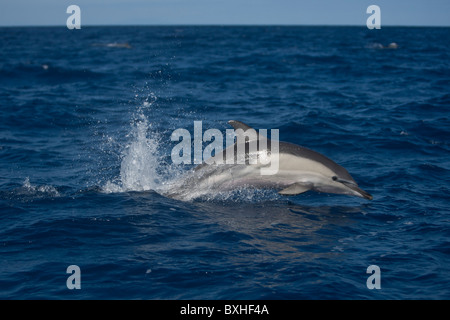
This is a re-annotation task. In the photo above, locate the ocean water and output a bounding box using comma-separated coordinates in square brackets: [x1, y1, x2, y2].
[0, 26, 449, 300]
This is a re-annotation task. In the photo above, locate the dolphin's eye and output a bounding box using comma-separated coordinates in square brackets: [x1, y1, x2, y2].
[332, 176, 338, 181]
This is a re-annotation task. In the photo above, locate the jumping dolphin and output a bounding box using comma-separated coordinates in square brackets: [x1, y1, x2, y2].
[165, 120, 372, 201]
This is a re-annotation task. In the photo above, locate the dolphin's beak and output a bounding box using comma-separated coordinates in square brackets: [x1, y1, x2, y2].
[336, 178, 373, 200]
[348, 184, 373, 200]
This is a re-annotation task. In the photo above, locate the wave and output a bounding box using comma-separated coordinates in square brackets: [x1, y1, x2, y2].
[0, 178, 60, 201]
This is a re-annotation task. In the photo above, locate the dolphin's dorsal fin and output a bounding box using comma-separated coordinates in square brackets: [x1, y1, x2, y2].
[278, 183, 311, 195]
[228, 120, 254, 131]
[228, 120, 264, 143]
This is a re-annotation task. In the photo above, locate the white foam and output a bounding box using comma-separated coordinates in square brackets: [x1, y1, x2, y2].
[21, 177, 60, 197]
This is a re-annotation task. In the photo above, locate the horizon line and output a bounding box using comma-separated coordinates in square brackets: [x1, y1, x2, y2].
[1, 23, 449, 28]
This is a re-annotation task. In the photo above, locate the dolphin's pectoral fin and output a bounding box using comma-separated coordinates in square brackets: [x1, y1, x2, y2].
[278, 183, 311, 196]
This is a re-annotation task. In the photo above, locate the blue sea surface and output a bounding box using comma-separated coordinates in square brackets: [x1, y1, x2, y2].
[0, 26, 449, 299]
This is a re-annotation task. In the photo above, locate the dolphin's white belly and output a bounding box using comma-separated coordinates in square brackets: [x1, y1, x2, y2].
[196, 153, 334, 191]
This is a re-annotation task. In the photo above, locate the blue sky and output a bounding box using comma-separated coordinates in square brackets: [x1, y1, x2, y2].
[0, 0, 449, 26]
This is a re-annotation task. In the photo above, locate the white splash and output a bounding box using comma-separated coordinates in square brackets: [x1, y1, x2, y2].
[119, 113, 161, 191]
[102, 97, 167, 193]
[101, 96, 275, 202]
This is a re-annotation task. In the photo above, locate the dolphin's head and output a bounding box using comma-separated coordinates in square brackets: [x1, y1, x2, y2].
[329, 175, 373, 200]
[302, 152, 373, 201]
[227, 120, 373, 200]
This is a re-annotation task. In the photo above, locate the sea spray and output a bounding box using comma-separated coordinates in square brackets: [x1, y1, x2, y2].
[119, 112, 161, 191]
[102, 95, 164, 193]
[102, 94, 188, 195]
